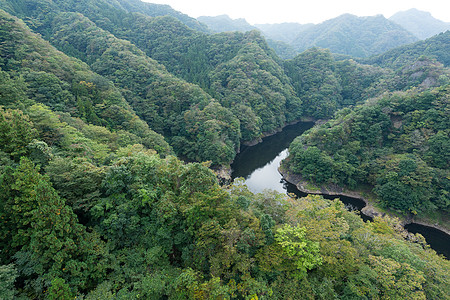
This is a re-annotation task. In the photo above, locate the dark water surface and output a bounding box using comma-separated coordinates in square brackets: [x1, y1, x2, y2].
[231, 121, 449, 258]
[404, 223, 449, 258]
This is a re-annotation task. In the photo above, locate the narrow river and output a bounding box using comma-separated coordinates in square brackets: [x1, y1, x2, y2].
[231, 121, 449, 258]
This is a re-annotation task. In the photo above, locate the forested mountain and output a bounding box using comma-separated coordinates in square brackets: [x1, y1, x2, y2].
[1, 0, 446, 161]
[291, 14, 418, 57]
[389, 8, 450, 40]
[0, 0, 304, 164]
[363, 31, 450, 69]
[284, 85, 450, 217]
[284, 47, 449, 119]
[283, 41, 450, 227]
[197, 15, 255, 33]
[0, 10, 171, 155]
[196, 15, 300, 59]
[1, 0, 450, 298]
[0, 0, 208, 33]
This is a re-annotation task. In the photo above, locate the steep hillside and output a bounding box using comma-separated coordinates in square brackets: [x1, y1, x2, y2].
[389, 8, 450, 39]
[0, 10, 171, 155]
[1, 2, 449, 299]
[363, 31, 450, 69]
[112, 0, 209, 32]
[291, 14, 418, 57]
[0, 0, 207, 33]
[196, 15, 301, 59]
[0, 0, 306, 164]
[284, 48, 448, 119]
[47, 12, 240, 165]
[283, 85, 450, 219]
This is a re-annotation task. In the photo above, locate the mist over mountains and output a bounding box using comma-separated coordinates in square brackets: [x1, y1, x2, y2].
[198, 9, 450, 58]
[389, 8, 450, 39]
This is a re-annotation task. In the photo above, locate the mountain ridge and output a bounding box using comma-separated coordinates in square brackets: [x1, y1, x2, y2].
[389, 8, 450, 39]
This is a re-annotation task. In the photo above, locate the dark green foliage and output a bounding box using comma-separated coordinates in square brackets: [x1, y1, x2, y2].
[285, 48, 395, 119]
[47, 278, 73, 300]
[0, 158, 108, 297]
[0, 104, 448, 299]
[285, 48, 449, 120]
[363, 31, 450, 68]
[287, 85, 450, 214]
[0, 1, 448, 298]
[0, 264, 18, 299]
[54, 3, 303, 143]
[284, 48, 342, 118]
[0, 107, 37, 160]
[0, 69, 29, 107]
[210, 39, 302, 138]
[180, 102, 240, 165]
[112, 0, 209, 32]
[0, 10, 172, 156]
[46, 157, 105, 212]
[426, 131, 450, 168]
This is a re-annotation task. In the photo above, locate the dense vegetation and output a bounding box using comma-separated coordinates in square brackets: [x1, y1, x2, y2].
[284, 47, 449, 119]
[0, 0, 449, 298]
[362, 31, 450, 69]
[285, 85, 450, 215]
[198, 13, 430, 60]
[1, 103, 449, 298]
[0, 0, 310, 159]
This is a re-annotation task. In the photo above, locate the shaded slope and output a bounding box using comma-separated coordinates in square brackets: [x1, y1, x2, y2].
[362, 31, 450, 69]
[0, 9, 171, 154]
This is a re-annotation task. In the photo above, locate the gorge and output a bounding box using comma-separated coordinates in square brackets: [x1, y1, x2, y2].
[231, 121, 450, 258]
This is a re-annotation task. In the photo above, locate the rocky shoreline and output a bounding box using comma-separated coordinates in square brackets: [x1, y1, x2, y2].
[279, 166, 450, 236]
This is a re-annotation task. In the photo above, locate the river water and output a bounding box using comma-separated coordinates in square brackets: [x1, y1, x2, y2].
[231, 121, 449, 258]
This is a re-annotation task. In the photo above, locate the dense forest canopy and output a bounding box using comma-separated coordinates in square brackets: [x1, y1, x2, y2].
[285, 85, 450, 215]
[361, 30, 450, 69]
[0, 0, 449, 298]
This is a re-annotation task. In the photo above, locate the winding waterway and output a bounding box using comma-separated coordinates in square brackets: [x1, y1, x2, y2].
[231, 121, 449, 258]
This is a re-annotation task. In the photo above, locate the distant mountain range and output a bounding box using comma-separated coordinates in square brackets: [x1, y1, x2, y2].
[389, 8, 450, 39]
[197, 9, 449, 58]
[197, 15, 255, 33]
[290, 14, 418, 58]
[254, 23, 314, 44]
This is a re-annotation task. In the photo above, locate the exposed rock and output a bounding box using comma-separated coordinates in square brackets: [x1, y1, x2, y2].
[279, 165, 450, 238]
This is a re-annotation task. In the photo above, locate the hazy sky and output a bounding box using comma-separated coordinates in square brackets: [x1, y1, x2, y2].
[144, 0, 450, 24]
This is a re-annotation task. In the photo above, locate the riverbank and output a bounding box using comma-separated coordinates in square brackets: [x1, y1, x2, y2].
[241, 117, 316, 147]
[278, 164, 450, 236]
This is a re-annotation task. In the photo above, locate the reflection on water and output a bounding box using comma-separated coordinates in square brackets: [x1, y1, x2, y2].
[405, 223, 449, 259]
[239, 149, 289, 193]
[231, 122, 314, 189]
[231, 121, 449, 258]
